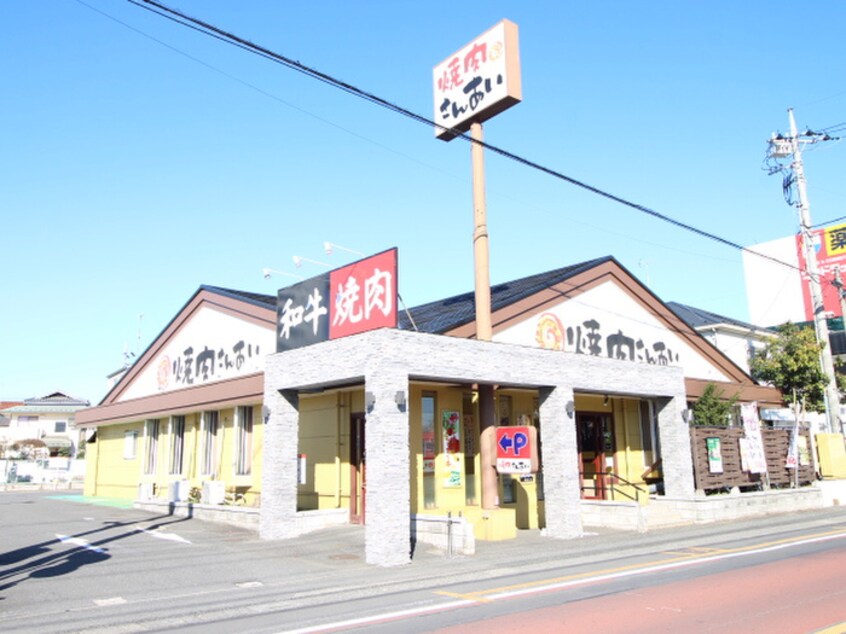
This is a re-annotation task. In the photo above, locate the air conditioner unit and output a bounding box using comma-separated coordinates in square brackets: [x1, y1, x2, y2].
[169, 479, 191, 502]
[138, 482, 155, 500]
[202, 480, 225, 505]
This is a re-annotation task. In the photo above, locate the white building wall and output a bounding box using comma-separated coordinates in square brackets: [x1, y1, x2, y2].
[743, 235, 804, 327]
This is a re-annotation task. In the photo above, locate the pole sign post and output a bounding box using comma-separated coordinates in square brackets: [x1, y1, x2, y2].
[495, 426, 537, 474]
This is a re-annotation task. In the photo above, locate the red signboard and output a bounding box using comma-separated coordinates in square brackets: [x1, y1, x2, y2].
[276, 248, 398, 352]
[495, 426, 536, 474]
[795, 224, 846, 321]
[329, 248, 398, 339]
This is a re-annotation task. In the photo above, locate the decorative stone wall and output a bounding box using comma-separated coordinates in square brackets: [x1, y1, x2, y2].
[262, 328, 691, 566]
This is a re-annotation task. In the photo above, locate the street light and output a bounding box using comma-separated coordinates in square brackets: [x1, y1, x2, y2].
[292, 255, 331, 268]
[262, 268, 303, 280]
[324, 242, 364, 257]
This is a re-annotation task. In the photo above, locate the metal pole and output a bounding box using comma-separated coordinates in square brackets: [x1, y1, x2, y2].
[470, 121, 498, 510]
[789, 108, 840, 433]
[471, 122, 492, 341]
[836, 266, 846, 323]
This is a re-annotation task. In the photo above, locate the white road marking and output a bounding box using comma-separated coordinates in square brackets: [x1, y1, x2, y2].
[280, 599, 477, 634]
[487, 531, 846, 601]
[134, 526, 192, 544]
[93, 596, 128, 607]
[278, 530, 846, 634]
[236, 581, 264, 588]
[55, 534, 106, 554]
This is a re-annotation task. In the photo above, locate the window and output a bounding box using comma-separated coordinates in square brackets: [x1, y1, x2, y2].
[169, 416, 185, 475]
[54, 421, 67, 433]
[123, 430, 138, 460]
[202, 411, 219, 476]
[421, 392, 437, 509]
[144, 419, 159, 475]
[639, 400, 660, 472]
[497, 394, 515, 504]
[235, 406, 253, 476]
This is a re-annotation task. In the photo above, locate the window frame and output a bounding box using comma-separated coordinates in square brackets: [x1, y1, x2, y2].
[169, 415, 185, 476]
[123, 430, 138, 460]
[144, 419, 160, 475]
[201, 410, 219, 477]
[235, 406, 253, 476]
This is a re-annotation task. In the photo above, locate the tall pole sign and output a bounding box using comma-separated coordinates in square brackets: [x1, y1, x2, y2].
[433, 20, 522, 510]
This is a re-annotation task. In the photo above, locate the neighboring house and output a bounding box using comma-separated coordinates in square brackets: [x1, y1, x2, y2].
[0, 392, 91, 457]
[77, 255, 783, 565]
[665, 301, 775, 376]
[0, 401, 23, 454]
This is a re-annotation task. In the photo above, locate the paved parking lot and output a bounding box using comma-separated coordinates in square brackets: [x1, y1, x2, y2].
[0, 491, 377, 632]
[4, 490, 846, 633]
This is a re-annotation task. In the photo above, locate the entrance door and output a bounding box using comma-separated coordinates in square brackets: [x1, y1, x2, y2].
[576, 412, 614, 500]
[349, 413, 366, 524]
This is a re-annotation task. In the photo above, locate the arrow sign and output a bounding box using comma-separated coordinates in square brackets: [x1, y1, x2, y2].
[498, 430, 528, 456]
[495, 426, 535, 474]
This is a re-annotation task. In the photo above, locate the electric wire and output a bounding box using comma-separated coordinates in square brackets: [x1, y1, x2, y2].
[131, 0, 834, 289]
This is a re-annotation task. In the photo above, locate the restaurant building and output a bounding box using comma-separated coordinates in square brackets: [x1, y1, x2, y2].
[77, 254, 782, 565]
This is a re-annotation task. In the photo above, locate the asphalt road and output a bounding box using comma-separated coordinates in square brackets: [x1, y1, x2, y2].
[2, 491, 846, 633]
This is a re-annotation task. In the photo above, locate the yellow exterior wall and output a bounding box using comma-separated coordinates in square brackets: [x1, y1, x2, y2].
[85, 405, 264, 505]
[86, 422, 144, 499]
[296, 390, 363, 512]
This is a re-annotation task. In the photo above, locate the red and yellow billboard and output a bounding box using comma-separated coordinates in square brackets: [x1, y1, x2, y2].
[796, 223, 846, 321]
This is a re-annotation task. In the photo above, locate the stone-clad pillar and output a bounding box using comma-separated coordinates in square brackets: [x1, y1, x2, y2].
[538, 385, 582, 538]
[260, 388, 300, 540]
[364, 368, 411, 566]
[656, 394, 695, 498]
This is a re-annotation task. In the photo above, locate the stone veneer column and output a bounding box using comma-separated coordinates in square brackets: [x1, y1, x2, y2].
[656, 395, 695, 498]
[260, 388, 300, 540]
[363, 368, 411, 566]
[538, 385, 582, 538]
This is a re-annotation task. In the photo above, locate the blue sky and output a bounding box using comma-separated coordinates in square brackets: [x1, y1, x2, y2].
[2, 1, 844, 403]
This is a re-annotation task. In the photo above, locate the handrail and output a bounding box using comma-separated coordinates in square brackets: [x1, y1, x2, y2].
[641, 458, 662, 481]
[606, 470, 647, 503]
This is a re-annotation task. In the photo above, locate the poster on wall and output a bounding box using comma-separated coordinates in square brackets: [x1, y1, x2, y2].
[706, 437, 723, 474]
[442, 411, 462, 487]
[422, 403, 436, 474]
[786, 427, 798, 469]
[740, 402, 768, 474]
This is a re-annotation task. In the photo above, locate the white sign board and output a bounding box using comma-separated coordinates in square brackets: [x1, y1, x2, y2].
[433, 19, 522, 140]
[119, 306, 275, 401]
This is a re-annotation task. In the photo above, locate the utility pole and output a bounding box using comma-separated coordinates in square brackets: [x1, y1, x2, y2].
[769, 108, 841, 433]
[835, 266, 846, 331]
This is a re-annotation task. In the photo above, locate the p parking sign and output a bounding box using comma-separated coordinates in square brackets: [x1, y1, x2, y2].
[495, 426, 537, 474]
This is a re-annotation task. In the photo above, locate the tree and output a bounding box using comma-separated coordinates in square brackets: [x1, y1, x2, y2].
[749, 322, 828, 413]
[692, 383, 739, 426]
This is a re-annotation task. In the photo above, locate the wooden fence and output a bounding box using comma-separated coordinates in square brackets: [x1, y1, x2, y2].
[690, 426, 814, 492]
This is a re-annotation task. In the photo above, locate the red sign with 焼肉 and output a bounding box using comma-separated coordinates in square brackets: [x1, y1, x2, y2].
[329, 248, 398, 339]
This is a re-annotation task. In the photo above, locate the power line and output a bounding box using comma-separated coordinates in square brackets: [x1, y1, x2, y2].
[130, 0, 821, 284]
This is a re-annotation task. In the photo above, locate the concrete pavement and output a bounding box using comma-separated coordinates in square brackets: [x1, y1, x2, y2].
[2, 490, 846, 633]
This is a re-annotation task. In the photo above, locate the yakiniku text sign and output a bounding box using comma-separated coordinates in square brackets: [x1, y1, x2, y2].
[276, 248, 398, 352]
[433, 19, 522, 141]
